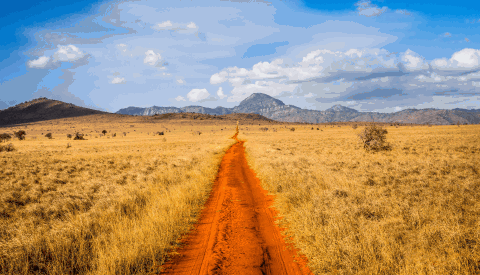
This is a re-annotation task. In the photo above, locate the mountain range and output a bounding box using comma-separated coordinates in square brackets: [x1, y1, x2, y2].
[117, 93, 480, 125]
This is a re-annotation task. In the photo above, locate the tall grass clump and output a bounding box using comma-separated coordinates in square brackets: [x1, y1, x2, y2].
[0, 133, 12, 143]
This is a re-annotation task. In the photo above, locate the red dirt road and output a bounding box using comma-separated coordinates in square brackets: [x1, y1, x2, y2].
[160, 133, 312, 275]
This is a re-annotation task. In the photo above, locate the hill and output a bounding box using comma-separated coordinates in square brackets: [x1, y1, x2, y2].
[0, 97, 106, 127]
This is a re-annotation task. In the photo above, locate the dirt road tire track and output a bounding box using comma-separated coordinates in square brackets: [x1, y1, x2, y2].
[160, 133, 312, 275]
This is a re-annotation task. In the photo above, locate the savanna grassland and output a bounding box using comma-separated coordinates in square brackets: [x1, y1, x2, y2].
[0, 114, 240, 274]
[240, 124, 480, 274]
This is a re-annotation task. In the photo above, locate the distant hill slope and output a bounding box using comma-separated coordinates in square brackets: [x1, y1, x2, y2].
[152, 112, 278, 123]
[0, 97, 106, 126]
[116, 93, 480, 125]
[2, 95, 478, 126]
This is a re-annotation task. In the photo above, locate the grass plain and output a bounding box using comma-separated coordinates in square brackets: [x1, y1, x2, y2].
[240, 124, 480, 274]
[1, 114, 479, 275]
[0, 114, 237, 274]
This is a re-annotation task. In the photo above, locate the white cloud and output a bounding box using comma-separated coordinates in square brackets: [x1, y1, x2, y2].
[465, 38, 470, 42]
[153, 20, 173, 30]
[443, 32, 452, 37]
[175, 95, 186, 101]
[53, 45, 86, 62]
[28, 45, 88, 69]
[27, 56, 50, 68]
[400, 49, 429, 72]
[143, 50, 164, 67]
[151, 20, 198, 33]
[187, 88, 210, 102]
[111, 77, 126, 84]
[217, 87, 226, 99]
[355, 1, 388, 17]
[187, 22, 197, 29]
[431, 48, 480, 71]
[176, 78, 185, 84]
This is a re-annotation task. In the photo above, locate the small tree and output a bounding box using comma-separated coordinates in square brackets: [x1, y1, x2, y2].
[102, 130, 107, 136]
[45, 133, 53, 139]
[290, 127, 295, 132]
[352, 124, 358, 129]
[14, 130, 26, 140]
[67, 134, 73, 139]
[358, 124, 391, 151]
[73, 132, 85, 140]
[0, 133, 12, 143]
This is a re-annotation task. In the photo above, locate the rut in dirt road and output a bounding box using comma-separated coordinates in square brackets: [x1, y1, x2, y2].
[160, 132, 312, 275]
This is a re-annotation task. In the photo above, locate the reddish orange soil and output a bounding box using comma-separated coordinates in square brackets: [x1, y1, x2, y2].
[160, 133, 313, 275]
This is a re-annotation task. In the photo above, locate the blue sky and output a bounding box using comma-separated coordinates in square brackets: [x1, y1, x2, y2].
[1, 0, 479, 112]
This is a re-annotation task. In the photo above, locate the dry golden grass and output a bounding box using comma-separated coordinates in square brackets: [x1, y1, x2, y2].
[0, 114, 236, 274]
[240, 123, 480, 274]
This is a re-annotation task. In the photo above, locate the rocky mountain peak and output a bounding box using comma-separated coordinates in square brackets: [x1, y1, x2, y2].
[233, 93, 285, 113]
[326, 104, 358, 113]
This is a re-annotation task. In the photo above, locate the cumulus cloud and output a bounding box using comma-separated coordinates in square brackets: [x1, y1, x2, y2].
[143, 50, 164, 67]
[27, 56, 50, 68]
[53, 45, 86, 62]
[28, 45, 88, 69]
[151, 20, 199, 33]
[154, 20, 173, 29]
[111, 77, 126, 84]
[175, 95, 186, 101]
[431, 48, 480, 71]
[400, 49, 429, 72]
[187, 88, 210, 102]
[217, 87, 227, 99]
[355, 1, 388, 17]
[211, 48, 404, 87]
[210, 47, 480, 104]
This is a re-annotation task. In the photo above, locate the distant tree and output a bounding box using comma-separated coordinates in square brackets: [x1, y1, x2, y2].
[14, 130, 26, 140]
[45, 133, 53, 139]
[102, 130, 107, 136]
[0, 133, 12, 143]
[352, 124, 358, 129]
[67, 134, 73, 139]
[73, 132, 85, 140]
[290, 127, 295, 132]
